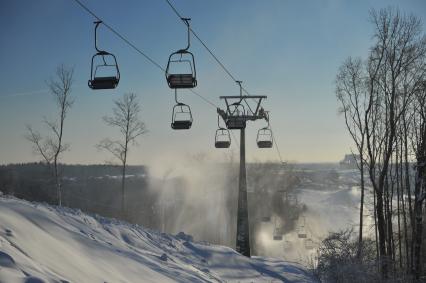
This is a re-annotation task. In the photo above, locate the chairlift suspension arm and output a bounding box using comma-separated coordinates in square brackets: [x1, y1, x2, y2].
[181, 18, 191, 52]
[94, 20, 104, 53]
[254, 98, 265, 117]
[236, 81, 243, 104]
[262, 111, 270, 125]
[218, 114, 227, 129]
[236, 81, 242, 97]
[174, 89, 179, 104]
[224, 100, 231, 116]
[235, 81, 255, 115]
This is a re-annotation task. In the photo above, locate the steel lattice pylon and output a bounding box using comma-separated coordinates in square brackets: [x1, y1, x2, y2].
[217, 82, 268, 257]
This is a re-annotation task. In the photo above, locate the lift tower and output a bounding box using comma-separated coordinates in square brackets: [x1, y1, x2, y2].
[217, 81, 267, 257]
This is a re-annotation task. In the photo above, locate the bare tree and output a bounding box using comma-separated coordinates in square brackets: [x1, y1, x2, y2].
[336, 57, 369, 259]
[97, 93, 147, 218]
[411, 80, 426, 279]
[363, 8, 425, 278]
[336, 7, 426, 279]
[26, 64, 74, 206]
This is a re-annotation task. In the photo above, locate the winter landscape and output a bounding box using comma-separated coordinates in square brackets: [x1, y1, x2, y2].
[0, 165, 368, 282]
[1, 0, 426, 282]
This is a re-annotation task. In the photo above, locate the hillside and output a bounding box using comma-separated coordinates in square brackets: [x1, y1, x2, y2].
[0, 196, 315, 283]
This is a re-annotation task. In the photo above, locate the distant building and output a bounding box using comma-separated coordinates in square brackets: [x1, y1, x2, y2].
[339, 154, 360, 169]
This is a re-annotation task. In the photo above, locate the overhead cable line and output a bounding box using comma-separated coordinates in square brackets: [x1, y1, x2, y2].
[164, 0, 258, 99]
[71, 0, 239, 148]
[73, 0, 220, 110]
[164, 0, 284, 164]
[73, 0, 164, 72]
[72, 0, 281, 159]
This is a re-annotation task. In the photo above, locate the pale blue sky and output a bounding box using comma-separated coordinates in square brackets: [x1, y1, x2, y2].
[0, 0, 425, 165]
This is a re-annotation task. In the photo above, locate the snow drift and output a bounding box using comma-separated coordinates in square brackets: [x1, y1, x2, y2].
[0, 196, 315, 282]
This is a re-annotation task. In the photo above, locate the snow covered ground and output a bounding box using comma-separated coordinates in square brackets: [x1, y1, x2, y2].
[0, 196, 315, 283]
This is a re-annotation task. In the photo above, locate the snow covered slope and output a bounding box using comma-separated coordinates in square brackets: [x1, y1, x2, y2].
[0, 196, 315, 283]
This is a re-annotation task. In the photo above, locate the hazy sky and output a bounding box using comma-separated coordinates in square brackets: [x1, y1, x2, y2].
[0, 0, 425, 165]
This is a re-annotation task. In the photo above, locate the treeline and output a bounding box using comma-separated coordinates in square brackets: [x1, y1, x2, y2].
[0, 161, 303, 252]
[334, 7, 426, 281]
[0, 163, 153, 222]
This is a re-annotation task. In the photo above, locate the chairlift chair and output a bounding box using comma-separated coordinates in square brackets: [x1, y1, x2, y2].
[215, 116, 231, 148]
[227, 117, 246, 130]
[257, 127, 273, 148]
[215, 129, 230, 148]
[256, 112, 273, 148]
[88, 21, 120, 90]
[273, 223, 283, 241]
[304, 238, 315, 250]
[261, 215, 271, 222]
[283, 241, 292, 252]
[171, 103, 193, 130]
[215, 128, 231, 148]
[165, 18, 197, 89]
[273, 227, 283, 241]
[298, 231, 307, 239]
[226, 103, 246, 129]
[297, 216, 307, 238]
[166, 53, 197, 89]
[171, 90, 193, 130]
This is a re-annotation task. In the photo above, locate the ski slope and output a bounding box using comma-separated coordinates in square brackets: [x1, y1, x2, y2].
[0, 196, 315, 283]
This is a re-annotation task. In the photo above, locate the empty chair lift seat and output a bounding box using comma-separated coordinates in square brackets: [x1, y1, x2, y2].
[171, 120, 192, 130]
[298, 232, 307, 239]
[257, 140, 273, 148]
[304, 239, 315, 249]
[257, 127, 273, 148]
[215, 140, 230, 148]
[273, 234, 283, 241]
[88, 22, 120, 90]
[215, 128, 231, 148]
[261, 216, 271, 222]
[167, 74, 197, 89]
[89, 76, 119, 90]
[226, 118, 246, 129]
[273, 227, 283, 240]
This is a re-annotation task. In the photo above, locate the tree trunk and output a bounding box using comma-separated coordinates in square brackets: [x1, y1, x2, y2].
[54, 160, 61, 206]
[358, 156, 365, 259]
[413, 155, 425, 279]
[396, 149, 403, 270]
[374, 186, 380, 262]
[121, 160, 126, 219]
[377, 187, 388, 277]
[404, 119, 414, 271]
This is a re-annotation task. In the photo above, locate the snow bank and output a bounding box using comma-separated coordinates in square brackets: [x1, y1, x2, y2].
[0, 197, 315, 282]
